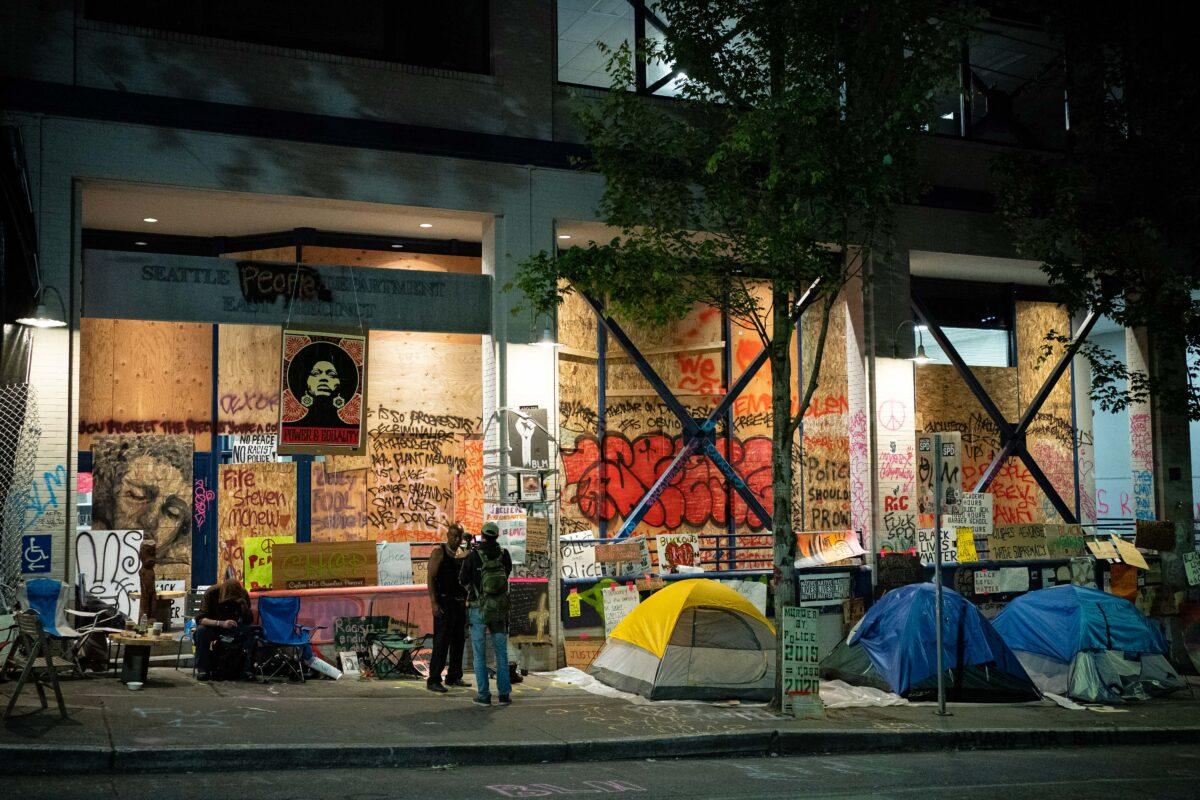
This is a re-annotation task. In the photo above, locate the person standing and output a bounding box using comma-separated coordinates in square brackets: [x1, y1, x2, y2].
[459, 522, 513, 706]
[425, 523, 469, 693]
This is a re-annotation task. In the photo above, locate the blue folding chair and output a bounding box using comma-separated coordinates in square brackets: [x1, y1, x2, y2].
[16, 578, 86, 677]
[255, 596, 319, 683]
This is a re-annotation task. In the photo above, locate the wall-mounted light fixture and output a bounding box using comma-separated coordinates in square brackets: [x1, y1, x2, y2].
[893, 319, 930, 364]
[17, 285, 68, 328]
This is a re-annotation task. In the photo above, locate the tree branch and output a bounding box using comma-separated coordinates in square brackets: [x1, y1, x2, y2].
[788, 288, 838, 439]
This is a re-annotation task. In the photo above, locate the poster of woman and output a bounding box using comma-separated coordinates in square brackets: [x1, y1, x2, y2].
[278, 328, 367, 455]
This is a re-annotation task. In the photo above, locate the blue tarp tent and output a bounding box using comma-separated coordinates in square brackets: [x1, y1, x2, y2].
[820, 583, 1039, 701]
[994, 585, 1185, 703]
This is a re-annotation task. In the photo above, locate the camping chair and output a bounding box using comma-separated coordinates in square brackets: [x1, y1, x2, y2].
[175, 587, 209, 673]
[3, 611, 69, 720]
[255, 596, 319, 683]
[16, 578, 87, 678]
[366, 631, 432, 679]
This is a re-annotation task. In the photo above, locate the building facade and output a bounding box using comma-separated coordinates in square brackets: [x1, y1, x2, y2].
[2, 2, 1193, 658]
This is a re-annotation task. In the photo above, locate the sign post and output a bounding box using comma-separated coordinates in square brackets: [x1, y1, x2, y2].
[933, 433, 949, 717]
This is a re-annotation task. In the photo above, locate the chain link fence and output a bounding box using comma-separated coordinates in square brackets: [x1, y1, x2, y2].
[0, 383, 39, 607]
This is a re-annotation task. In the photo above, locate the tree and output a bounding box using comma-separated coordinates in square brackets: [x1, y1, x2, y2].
[515, 0, 968, 708]
[993, 2, 1200, 421]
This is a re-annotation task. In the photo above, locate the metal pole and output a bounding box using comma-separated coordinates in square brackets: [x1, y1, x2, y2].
[933, 433, 948, 716]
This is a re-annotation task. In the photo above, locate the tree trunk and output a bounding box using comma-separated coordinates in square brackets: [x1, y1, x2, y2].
[770, 282, 797, 711]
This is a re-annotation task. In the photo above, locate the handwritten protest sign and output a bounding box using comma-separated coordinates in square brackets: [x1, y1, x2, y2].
[781, 606, 822, 718]
[244, 535, 293, 591]
[376, 541, 413, 586]
[955, 528, 979, 563]
[560, 532, 602, 580]
[486, 504, 527, 565]
[656, 532, 702, 573]
[602, 584, 640, 638]
[944, 492, 993, 537]
[991, 525, 1048, 561]
[273, 541, 377, 589]
[1183, 551, 1200, 586]
[1044, 524, 1087, 558]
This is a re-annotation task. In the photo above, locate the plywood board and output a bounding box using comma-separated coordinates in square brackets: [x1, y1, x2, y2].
[915, 364, 1030, 526]
[365, 331, 482, 541]
[1016, 301, 1076, 522]
[311, 461, 369, 541]
[800, 290, 850, 533]
[218, 324, 280, 435]
[80, 319, 213, 451]
[217, 462, 297, 581]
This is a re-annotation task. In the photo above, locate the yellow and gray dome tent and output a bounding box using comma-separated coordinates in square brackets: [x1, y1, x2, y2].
[588, 579, 776, 701]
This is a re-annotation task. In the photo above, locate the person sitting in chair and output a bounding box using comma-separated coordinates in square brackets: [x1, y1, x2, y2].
[193, 580, 254, 681]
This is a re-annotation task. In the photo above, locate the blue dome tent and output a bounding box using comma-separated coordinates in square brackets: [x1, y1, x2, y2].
[820, 583, 1039, 701]
[993, 585, 1186, 703]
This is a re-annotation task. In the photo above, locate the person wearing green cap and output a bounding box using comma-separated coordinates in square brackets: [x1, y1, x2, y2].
[459, 521, 513, 705]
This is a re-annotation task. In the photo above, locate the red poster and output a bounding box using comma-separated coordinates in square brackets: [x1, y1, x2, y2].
[278, 328, 367, 455]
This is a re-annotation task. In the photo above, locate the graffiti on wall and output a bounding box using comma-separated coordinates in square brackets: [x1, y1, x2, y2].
[560, 432, 771, 531]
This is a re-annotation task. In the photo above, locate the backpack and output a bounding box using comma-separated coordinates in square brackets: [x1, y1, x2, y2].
[477, 549, 510, 629]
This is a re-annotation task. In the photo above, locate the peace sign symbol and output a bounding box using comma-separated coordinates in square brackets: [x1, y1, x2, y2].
[878, 400, 907, 432]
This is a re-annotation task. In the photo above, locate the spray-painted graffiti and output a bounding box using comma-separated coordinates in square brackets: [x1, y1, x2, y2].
[21, 464, 67, 532]
[561, 433, 771, 530]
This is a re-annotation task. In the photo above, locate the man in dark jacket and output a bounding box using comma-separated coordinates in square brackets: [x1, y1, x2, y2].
[459, 522, 512, 706]
[425, 523, 468, 692]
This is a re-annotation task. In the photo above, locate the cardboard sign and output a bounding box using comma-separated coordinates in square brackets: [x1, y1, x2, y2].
[943, 492, 993, 537]
[1135, 520, 1176, 551]
[656, 532, 702, 573]
[244, 535, 294, 591]
[635, 575, 666, 592]
[601, 535, 652, 579]
[564, 636, 604, 670]
[1113, 537, 1149, 570]
[602, 584, 640, 638]
[973, 569, 1001, 595]
[797, 573, 851, 606]
[1044, 524, 1087, 558]
[595, 539, 643, 564]
[525, 515, 549, 554]
[567, 589, 582, 618]
[273, 540, 377, 589]
[781, 606, 822, 718]
[991, 525, 1049, 561]
[1183, 551, 1200, 587]
[877, 553, 925, 590]
[1071, 556, 1097, 588]
[1086, 538, 1120, 561]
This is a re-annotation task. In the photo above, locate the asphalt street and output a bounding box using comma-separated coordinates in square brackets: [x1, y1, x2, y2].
[6, 744, 1200, 799]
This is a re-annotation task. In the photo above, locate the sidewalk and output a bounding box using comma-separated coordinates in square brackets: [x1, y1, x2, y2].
[3, 669, 1199, 774]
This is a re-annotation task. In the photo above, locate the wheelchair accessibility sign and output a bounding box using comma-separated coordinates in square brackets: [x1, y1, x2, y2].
[21, 534, 52, 574]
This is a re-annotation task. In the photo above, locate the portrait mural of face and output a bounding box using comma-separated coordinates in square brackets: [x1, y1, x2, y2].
[91, 435, 194, 581]
[278, 329, 366, 455]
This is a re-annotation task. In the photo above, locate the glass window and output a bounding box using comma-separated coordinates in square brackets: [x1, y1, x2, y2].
[557, 0, 635, 88]
[84, 0, 491, 74]
[916, 326, 1011, 367]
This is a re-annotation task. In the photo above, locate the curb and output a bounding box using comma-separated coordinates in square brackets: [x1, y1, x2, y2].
[3, 726, 1200, 775]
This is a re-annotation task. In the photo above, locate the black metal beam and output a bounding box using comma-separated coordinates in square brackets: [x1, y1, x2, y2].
[911, 293, 1013, 439]
[580, 293, 699, 436]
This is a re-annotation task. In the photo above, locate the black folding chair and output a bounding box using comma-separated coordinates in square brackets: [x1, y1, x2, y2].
[3, 611, 69, 720]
